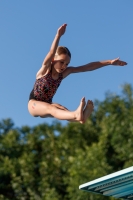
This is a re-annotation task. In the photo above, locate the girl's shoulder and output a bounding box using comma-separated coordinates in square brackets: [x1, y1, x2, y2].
[36, 67, 51, 80]
[63, 66, 75, 78]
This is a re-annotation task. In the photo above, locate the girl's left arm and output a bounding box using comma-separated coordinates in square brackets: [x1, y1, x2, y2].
[63, 57, 127, 78]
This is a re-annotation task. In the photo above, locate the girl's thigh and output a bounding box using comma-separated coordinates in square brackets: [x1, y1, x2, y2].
[28, 100, 51, 117]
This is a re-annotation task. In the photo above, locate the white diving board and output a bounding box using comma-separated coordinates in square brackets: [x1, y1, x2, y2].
[79, 166, 133, 199]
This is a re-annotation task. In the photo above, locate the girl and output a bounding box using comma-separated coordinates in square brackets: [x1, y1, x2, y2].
[28, 24, 127, 124]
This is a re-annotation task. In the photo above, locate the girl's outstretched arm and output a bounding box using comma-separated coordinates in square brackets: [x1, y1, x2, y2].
[36, 24, 67, 79]
[63, 57, 127, 77]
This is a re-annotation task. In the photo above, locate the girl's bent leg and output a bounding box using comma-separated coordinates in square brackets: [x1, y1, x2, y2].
[28, 98, 85, 122]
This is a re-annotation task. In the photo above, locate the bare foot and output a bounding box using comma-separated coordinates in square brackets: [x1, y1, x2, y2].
[82, 100, 94, 123]
[74, 97, 85, 122]
[79, 98, 86, 124]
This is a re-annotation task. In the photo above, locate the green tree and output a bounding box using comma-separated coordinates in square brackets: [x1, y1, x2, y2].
[0, 83, 133, 200]
[63, 84, 133, 200]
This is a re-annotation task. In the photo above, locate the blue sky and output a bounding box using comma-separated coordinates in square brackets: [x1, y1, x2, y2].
[0, 1, 133, 128]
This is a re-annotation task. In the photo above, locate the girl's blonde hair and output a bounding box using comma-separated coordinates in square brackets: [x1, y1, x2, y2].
[55, 46, 71, 58]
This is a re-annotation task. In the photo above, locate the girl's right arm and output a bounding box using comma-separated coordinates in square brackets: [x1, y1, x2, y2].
[36, 24, 67, 79]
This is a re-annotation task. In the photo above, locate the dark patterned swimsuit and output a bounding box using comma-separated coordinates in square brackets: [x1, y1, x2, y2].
[29, 70, 63, 103]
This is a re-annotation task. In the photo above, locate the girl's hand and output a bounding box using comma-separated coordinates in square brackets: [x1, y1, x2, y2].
[57, 24, 67, 37]
[111, 57, 127, 66]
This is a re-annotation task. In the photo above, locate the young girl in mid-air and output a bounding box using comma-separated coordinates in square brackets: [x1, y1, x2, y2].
[28, 24, 127, 124]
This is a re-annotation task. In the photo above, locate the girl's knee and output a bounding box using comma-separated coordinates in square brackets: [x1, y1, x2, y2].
[28, 109, 39, 117]
[28, 100, 52, 117]
[28, 101, 39, 117]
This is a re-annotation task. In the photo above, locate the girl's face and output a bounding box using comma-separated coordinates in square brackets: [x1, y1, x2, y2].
[52, 54, 70, 73]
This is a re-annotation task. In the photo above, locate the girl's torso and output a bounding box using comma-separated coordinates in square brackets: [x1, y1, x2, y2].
[29, 70, 63, 103]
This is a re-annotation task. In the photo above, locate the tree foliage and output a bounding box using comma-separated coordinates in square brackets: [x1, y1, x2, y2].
[0, 83, 133, 200]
